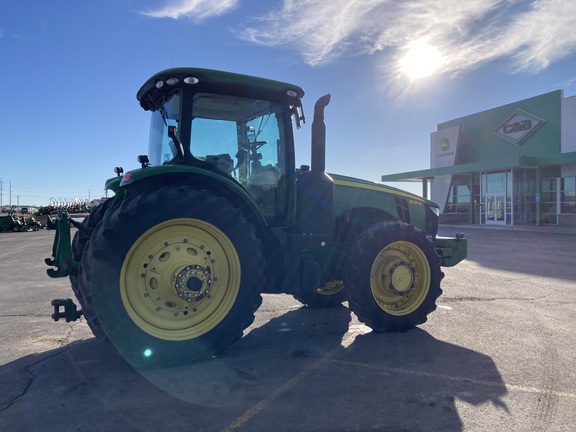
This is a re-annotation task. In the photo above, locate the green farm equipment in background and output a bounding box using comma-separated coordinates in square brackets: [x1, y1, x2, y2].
[0, 215, 24, 232]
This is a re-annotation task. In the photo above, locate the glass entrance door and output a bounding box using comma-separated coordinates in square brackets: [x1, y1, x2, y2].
[486, 193, 506, 224]
[481, 169, 513, 225]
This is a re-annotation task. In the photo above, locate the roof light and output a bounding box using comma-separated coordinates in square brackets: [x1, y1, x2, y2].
[155, 80, 164, 89]
[287, 90, 298, 98]
[166, 77, 179, 86]
[184, 76, 199, 85]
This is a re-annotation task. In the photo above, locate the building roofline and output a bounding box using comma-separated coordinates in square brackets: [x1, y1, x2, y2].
[381, 151, 576, 182]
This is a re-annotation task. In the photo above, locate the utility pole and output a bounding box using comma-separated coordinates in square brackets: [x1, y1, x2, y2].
[9, 181, 12, 207]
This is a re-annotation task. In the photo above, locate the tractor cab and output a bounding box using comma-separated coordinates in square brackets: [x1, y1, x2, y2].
[137, 68, 306, 221]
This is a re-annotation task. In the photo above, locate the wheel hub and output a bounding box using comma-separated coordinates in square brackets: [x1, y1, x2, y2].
[174, 264, 213, 303]
[142, 241, 218, 316]
[387, 261, 416, 296]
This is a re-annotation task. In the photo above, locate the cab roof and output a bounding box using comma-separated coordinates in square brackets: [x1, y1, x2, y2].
[137, 67, 306, 111]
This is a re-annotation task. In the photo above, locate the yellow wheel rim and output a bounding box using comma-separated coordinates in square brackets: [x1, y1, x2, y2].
[316, 280, 344, 296]
[120, 218, 241, 341]
[370, 241, 430, 316]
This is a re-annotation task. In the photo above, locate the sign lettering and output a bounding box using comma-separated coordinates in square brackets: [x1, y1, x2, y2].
[494, 109, 545, 146]
[502, 119, 531, 135]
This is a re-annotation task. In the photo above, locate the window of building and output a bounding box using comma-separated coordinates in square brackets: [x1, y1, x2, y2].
[560, 177, 576, 214]
[512, 168, 536, 225]
[445, 185, 471, 213]
[541, 178, 558, 224]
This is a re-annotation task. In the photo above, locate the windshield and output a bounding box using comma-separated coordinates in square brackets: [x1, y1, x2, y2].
[147, 90, 181, 165]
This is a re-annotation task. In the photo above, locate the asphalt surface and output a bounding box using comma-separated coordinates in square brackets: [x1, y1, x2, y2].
[0, 226, 575, 431]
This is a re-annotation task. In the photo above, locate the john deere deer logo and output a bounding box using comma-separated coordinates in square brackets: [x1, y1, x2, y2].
[440, 137, 450, 152]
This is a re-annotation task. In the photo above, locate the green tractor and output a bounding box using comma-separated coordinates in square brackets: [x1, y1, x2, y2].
[0, 214, 24, 232]
[46, 68, 466, 368]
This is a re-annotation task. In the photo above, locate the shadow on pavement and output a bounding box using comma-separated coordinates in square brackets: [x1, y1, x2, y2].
[0, 305, 507, 432]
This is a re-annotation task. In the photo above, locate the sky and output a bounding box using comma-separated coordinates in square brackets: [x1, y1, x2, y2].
[1, 0, 576, 207]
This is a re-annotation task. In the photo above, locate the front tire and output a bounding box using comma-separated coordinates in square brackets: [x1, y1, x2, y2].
[79, 186, 265, 367]
[345, 221, 443, 332]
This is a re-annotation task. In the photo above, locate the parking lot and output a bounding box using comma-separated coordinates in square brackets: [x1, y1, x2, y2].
[1, 226, 575, 431]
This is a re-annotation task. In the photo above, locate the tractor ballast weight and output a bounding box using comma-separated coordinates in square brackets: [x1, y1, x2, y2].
[45, 67, 467, 368]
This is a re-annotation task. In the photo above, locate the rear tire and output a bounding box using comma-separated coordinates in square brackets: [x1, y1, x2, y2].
[70, 199, 114, 341]
[78, 186, 265, 367]
[345, 221, 443, 332]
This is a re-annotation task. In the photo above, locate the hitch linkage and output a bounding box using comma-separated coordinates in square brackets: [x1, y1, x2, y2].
[45, 211, 77, 278]
[51, 298, 83, 322]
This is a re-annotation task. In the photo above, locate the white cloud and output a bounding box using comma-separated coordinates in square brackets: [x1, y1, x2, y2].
[239, 0, 576, 75]
[141, 0, 576, 76]
[141, 0, 239, 22]
[502, 0, 576, 72]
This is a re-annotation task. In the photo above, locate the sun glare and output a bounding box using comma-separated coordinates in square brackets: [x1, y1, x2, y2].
[399, 40, 444, 80]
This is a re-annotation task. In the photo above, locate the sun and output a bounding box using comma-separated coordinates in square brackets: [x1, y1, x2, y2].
[399, 40, 444, 80]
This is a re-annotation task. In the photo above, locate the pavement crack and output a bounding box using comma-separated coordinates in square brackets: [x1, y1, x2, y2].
[0, 349, 67, 413]
[442, 296, 496, 302]
[442, 296, 545, 303]
[63, 319, 83, 346]
[0, 314, 49, 318]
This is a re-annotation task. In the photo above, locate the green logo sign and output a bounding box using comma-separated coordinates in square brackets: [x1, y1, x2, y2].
[440, 137, 450, 152]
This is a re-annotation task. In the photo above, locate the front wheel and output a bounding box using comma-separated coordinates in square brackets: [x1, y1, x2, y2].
[344, 221, 443, 332]
[79, 186, 266, 367]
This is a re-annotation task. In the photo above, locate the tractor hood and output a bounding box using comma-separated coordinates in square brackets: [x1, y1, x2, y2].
[330, 173, 438, 208]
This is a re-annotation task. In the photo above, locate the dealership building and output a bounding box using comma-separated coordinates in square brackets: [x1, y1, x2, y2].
[381, 90, 576, 226]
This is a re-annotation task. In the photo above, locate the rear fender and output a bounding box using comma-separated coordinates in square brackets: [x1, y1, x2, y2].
[113, 165, 268, 228]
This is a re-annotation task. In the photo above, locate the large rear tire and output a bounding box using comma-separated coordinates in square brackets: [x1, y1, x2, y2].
[70, 199, 114, 341]
[345, 221, 443, 332]
[78, 186, 265, 367]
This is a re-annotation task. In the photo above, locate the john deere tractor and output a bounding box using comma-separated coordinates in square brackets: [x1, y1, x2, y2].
[46, 68, 466, 368]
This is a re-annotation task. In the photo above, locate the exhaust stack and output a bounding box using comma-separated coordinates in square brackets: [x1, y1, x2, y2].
[311, 94, 331, 173]
[295, 94, 334, 247]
